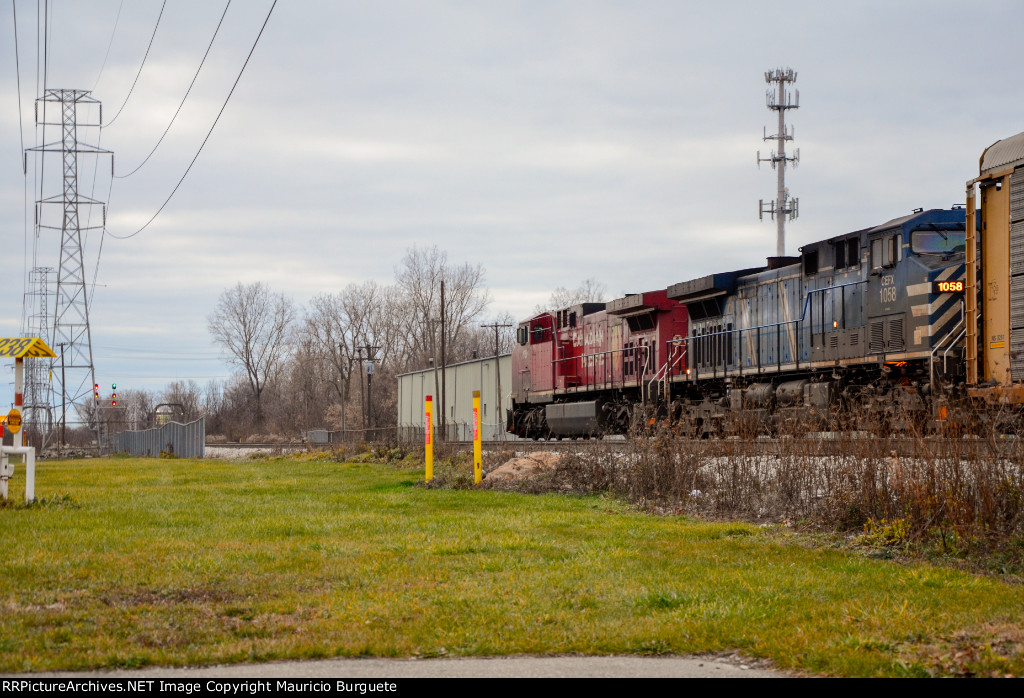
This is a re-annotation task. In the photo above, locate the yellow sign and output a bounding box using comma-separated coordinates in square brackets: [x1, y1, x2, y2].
[7, 409, 22, 434]
[0, 337, 57, 358]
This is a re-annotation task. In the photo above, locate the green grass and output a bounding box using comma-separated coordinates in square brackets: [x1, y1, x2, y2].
[1, 456, 1022, 676]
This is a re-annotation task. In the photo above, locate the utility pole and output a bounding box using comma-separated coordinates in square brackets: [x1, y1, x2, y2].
[439, 280, 447, 442]
[481, 322, 512, 440]
[361, 344, 380, 431]
[757, 68, 800, 257]
[355, 347, 366, 431]
[337, 344, 358, 437]
[26, 89, 111, 449]
[424, 315, 441, 431]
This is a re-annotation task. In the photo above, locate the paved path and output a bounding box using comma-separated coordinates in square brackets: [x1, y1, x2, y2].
[27, 655, 786, 679]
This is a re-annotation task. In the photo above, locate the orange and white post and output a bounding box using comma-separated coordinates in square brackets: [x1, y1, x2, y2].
[473, 390, 482, 484]
[424, 395, 434, 482]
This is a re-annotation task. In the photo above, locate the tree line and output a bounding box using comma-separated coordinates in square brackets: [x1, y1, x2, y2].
[111, 246, 605, 441]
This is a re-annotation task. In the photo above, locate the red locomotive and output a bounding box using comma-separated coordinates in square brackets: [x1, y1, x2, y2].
[509, 290, 688, 438]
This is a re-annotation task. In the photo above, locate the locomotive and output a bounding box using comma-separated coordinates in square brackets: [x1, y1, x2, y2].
[504, 127, 1024, 439]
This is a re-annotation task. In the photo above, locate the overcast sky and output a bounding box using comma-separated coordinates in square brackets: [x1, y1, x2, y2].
[1, 0, 1022, 407]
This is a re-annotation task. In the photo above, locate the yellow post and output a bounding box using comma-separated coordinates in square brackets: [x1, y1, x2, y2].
[473, 390, 482, 484]
[424, 395, 434, 482]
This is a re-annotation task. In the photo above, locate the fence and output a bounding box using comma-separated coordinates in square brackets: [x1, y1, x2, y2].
[396, 422, 515, 444]
[113, 418, 206, 458]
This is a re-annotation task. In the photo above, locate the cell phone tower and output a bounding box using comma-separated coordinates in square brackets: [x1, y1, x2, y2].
[757, 68, 800, 257]
[25, 89, 111, 447]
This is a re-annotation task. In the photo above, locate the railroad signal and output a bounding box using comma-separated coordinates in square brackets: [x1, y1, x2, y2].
[93, 383, 99, 399]
[111, 390, 118, 407]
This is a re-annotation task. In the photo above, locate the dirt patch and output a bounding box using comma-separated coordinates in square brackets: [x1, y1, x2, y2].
[900, 622, 1024, 677]
[100, 587, 245, 608]
[481, 452, 566, 489]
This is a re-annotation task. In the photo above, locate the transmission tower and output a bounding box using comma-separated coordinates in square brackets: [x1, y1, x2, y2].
[757, 68, 800, 257]
[22, 266, 55, 438]
[26, 89, 111, 446]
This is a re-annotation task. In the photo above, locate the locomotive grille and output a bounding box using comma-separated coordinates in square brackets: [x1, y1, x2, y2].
[888, 317, 905, 352]
[869, 321, 885, 353]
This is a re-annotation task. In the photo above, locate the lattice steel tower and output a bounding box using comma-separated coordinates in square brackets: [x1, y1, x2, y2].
[22, 266, 54, 435]
[757, 68, 800, 257]
[26, 89, 111, 442]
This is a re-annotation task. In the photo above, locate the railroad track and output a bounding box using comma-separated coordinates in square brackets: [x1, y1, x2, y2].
[204, 435, 1024, 460]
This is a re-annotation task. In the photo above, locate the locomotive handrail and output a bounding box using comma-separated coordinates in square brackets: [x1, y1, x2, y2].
[551, 344, 652, 394]
[647, 342, 687, 403]
[664, 279, 870, 380]
[929, 300, 965, 391]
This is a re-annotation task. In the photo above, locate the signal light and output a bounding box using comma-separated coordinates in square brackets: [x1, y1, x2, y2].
[112, 400, 117, 407]
[94, 383, 99, 399]
[112, 383, 117, 390]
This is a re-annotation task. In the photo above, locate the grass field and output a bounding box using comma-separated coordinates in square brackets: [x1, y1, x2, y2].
[0, 454, 1022, 677]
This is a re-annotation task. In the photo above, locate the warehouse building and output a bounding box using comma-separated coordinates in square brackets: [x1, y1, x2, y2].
[396, 354, 513, 442]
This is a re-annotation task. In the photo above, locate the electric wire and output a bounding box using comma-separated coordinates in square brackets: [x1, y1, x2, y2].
[115, 1, 232, 179]
[105, 0, 167, 127]
[92, 0, 125, 92]
[13, 0, 30, 331]
[108, 0, 278, 240]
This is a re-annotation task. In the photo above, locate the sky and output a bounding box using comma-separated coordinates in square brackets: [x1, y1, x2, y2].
[0, 0, 1022, 409]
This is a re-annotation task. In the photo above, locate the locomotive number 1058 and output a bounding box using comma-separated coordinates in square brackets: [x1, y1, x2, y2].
[933, 280, 965, 294]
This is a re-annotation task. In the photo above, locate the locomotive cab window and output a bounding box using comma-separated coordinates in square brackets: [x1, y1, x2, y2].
[517, 326, 529, 345]
[871, 233, 902, 269]
[911, 229, 966, 256]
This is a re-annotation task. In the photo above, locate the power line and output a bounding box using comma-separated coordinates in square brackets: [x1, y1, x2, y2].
[12, 0, 25, 166]
[115, 1, 233, 179]
[13, 0, 28, 329]
[105, 0, 168, 127]
[92, 0, 125, 92]
[108, 0, 278, 241]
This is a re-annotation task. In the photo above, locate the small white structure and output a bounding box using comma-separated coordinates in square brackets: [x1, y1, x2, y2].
[397, 354, 513, 442]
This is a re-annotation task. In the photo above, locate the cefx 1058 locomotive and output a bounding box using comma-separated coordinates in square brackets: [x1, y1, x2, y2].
[509, 204, 968, 439]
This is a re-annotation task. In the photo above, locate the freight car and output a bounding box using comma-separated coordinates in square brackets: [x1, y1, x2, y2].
[509, 205, 968, 439]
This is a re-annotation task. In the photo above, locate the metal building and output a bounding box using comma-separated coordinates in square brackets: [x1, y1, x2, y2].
[397, 354, 513, 442]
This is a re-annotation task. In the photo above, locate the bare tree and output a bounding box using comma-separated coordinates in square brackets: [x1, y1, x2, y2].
[395, 245, 490, 365]
[207, 282, 295, 428]
[160, 380, 203, 422]
[541, 277, 608, 312]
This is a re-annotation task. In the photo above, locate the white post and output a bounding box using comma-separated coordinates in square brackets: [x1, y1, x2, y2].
[0, 453, 8, 501]
[0, 446, 35, 503]
[24, 447, 34, 503]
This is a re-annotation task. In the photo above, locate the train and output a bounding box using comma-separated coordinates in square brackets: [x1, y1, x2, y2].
[507, 129, 1024, 439]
